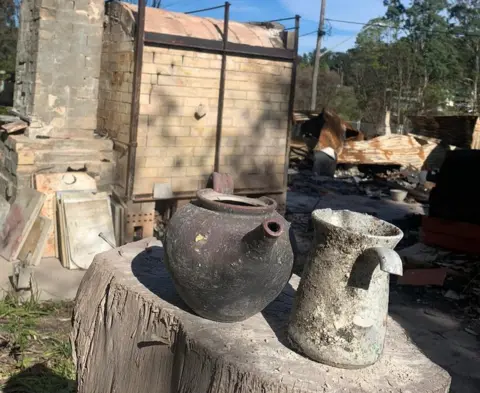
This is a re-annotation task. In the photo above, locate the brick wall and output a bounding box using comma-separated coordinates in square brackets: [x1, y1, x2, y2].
[135, 47, 291, 196]
[14, 0, 104, 138]
[134, 47, 221, 195]
[97, 2, 135, 196]
[222, 57, 291, 191]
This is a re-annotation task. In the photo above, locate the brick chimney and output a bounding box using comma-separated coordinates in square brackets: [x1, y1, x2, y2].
[14, 0, 104, 138]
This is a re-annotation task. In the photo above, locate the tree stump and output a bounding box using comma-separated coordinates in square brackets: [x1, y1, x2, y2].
[72, 238, 451, 393]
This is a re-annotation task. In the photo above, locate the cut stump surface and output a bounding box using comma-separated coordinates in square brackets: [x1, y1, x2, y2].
[72, 238, 451, 393]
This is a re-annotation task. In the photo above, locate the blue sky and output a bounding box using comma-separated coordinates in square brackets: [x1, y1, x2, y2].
[163, 0, 388, 54]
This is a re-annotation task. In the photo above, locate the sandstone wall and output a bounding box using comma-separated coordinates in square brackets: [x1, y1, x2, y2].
[97, 2, 135, 196]
[13, 0, 39, 117]
[14, 0, 104, 138]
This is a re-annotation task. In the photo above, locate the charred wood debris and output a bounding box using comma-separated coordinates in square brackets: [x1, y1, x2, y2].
[288, 110, 480, 335]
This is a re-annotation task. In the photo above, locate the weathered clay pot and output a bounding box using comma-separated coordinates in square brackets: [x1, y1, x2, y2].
[287, 209, 403, 369]
[164, 189, 295, 322]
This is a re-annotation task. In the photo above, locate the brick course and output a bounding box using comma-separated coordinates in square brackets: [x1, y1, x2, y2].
[131, 47, 291, 196]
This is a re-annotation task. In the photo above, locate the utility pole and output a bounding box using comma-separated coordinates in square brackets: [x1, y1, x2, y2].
[310, 0, 327, 112]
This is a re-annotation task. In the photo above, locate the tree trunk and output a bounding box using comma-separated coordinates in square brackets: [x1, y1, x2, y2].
[72, 239, 451, 393]
[474, 43, 479, 113]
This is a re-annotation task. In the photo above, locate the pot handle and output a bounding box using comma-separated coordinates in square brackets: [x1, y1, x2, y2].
[362, 247, 403, 276]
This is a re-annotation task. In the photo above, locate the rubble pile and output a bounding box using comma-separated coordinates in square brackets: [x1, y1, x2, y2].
[289, 111, 480, 332]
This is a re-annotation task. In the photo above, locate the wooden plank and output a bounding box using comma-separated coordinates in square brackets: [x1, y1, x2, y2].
[17, 216, 52, 266]
[421, 216, 480, 254]
[60, 192, 115, 270]
[34, 173, 97, 258]
[397, 268, 448, 286]
[422, 230, 480, 254]
[0, 120, 28, 134]
[0, 188, 46, 261]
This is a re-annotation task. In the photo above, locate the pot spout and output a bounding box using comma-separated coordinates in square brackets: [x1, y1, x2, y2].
[262, 219, 284, 239]
[242, 218, 285, 252]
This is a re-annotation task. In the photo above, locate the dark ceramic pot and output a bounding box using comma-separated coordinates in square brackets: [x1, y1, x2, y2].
[164, 189, 295, 322]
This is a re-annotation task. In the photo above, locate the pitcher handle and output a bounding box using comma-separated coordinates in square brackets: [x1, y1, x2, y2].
[362, 247, 403, 276]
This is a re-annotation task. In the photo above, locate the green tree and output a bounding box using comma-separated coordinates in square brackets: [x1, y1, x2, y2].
[384, 0, 461, 111]
[0, 0, 18, 74]
[450, 0, 480, 113]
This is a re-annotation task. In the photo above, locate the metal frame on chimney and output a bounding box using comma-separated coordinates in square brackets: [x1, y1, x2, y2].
[125, 2, 300, 203]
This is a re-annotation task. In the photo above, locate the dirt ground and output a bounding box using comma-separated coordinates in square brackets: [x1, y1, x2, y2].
[0, 298, 75, 393]
[390, 289, 480, 393]
[287, 170, 480, 393]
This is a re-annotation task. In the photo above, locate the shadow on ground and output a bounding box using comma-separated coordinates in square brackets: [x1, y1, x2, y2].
[389, 290, 480, 393]
[2, 363, 75, 393]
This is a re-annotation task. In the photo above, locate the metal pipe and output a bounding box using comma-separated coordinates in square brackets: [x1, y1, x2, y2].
[185, 4, 226, 14]
[144, 33, 294, 61]
[283, 15, 300, 190]
[126, 0, 146, 201]
[213, 2, 230, 173]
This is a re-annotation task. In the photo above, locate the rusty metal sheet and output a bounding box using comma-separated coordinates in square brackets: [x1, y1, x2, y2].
[338, 135, 438, 170]
[123, 3, 286, 49]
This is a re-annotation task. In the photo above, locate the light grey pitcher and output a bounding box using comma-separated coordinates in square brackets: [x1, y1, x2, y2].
[287, 209, 403, 369]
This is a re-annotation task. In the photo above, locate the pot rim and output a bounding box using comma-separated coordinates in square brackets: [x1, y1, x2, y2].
[312, 208, 404, 241]
[196, 189, 277, 215]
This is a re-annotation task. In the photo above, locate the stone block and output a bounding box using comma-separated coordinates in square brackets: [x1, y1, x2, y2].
[67, 116, 97, 129]
[157, 166, 187, 178]
[39, 7, 56, 20]
[136, 167, 158, 179]
[171, 176, 200, 192]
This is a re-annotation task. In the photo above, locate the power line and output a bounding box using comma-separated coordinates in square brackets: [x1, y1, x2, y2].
[163, 0, 194, 9]
[325, 17, 480, 39]
[300, 29, 319, 37]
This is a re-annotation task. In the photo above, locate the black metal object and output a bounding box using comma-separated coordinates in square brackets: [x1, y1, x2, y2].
[126, 0, 146, 201]
[144, 32, 295, 61]
[260, 17, 298, 23]
[214, 2, 230, 173]
[429, 150, 480, 225]
[283, 15, 300, 189]
[185, 4, 226, 14]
